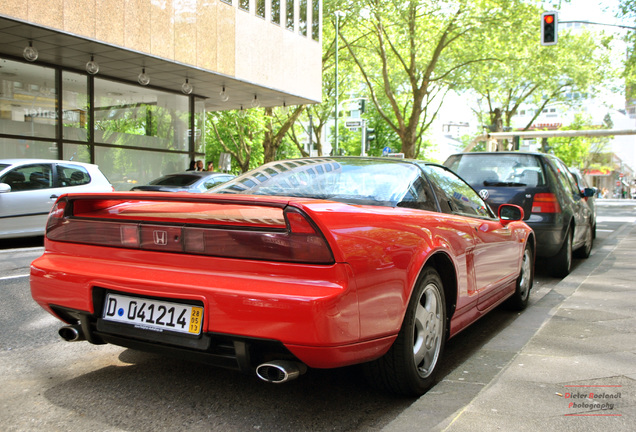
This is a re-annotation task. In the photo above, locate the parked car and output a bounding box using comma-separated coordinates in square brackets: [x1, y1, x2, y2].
[31, 157, 534, 396]
[131, 171, 235, 193]
[569, 167, 597, 239]
[444, 152, 594, 277]
[0, 159, 113, 239]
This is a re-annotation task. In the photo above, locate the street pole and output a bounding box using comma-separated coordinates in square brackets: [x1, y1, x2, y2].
[361, 118, 367, 156]
[334, 11, 343, 155]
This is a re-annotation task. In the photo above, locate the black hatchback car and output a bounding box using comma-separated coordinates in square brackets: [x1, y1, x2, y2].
[444, 152, 595, 277]
[131, 171, 235, 193]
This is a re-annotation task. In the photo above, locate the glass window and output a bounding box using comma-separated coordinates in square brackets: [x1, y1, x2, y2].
[63, 143, 91, 163]
[0, 137, 57, 159]
[56, 163, 90, 187]
[446, 154, 545, 188]
[256, 0, 265, 18]
[312, 0, 320, 41]
[94, 78, 190, 152]
[95, 146, 190, 191]
[286, 0, 294, 30]
[239, 0, 249, 11]
[213, 158, 424, 208]
[62, 71, 88, 141]
[0, 58, 57, 139]
[272, 0, 281, 25]
[299, 0, 308, 36]
[0, 163, 53, 191]
[552, 158, 580, 195]
[423, 165, 493, 218]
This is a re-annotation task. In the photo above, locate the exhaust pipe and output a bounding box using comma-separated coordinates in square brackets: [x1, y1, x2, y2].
[58, 325, 85, 342]
[256, 360, 307, 384]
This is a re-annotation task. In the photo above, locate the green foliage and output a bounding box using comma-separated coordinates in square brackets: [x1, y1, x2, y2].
[547, 114, 611, 169]
[619, 0, 636, 98]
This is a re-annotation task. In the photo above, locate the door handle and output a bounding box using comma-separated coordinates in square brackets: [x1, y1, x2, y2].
[50, 194, 59, 199]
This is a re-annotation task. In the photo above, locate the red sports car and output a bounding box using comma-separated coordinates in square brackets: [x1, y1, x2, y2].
[31, 157, 534, 396]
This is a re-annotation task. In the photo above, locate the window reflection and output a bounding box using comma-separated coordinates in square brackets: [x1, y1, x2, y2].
[94, 78, 190, 151]
[0, 58, 57, 139]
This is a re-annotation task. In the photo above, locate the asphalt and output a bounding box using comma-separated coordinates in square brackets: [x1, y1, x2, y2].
[383, 200, 636, 431]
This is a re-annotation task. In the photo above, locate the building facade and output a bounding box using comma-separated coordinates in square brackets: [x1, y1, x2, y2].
[0, 0, 322, 188]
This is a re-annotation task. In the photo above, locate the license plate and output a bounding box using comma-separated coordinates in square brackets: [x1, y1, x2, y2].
[102, 293, 203, 335]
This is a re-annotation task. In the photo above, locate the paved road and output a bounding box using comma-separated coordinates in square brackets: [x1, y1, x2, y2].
[0, 200, 632, 431]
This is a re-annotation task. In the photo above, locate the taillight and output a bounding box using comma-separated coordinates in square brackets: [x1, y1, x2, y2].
[531, 193, 561, 213]
[45, 198, 335, 264]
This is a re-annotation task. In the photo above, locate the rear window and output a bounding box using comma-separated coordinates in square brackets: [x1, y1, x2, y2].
[446, 154, 545, 187]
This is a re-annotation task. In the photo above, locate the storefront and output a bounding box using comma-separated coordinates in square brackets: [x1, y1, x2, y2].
[1, 1, 322, 189]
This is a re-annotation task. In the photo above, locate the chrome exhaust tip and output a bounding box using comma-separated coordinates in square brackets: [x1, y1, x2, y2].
[58, 325, 85, 342]
[256, 360, 307, 384]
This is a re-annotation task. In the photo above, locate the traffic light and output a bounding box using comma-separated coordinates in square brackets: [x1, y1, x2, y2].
[365, 127, 375, 151]
[541, 11, 558, 46]
[358, 99, 366, 114]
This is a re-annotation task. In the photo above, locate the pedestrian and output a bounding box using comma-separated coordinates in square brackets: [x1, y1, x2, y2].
[196, 160, 204, 171]
[187, 160, 196, 171]
[207, 161, 214, 172]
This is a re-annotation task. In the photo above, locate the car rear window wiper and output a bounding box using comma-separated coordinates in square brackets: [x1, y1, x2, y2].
[483, 181, 527, 187]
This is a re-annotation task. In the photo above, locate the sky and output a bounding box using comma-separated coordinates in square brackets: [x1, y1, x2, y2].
[553, 0, 628, 27]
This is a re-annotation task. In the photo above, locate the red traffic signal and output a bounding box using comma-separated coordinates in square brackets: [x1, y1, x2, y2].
[541, 11, 558, 46]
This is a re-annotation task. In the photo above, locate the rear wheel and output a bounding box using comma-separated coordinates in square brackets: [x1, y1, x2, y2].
[505, 243, 533, 310]
[363, 267, 446, 396]
[551, 227, 572, 278]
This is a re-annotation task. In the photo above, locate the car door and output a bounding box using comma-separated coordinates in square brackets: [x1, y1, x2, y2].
[551, 158, 591, 249]
[424, 165, 522, 309]
[0, 163, 55, 237]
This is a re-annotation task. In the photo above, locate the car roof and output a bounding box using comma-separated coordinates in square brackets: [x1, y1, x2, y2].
[0, 159, 99, 167]
[447, 151, 547, 157]
[162, 171, 232, 177]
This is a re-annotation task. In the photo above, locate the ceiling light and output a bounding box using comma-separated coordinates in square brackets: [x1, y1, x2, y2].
[251, 95, 260, 108]
[23, 41, 38, 62]
[220, 85, 229, 102]
[280, 101, 289, 114]
[86, 55, 99, 75]
[138, 68, 150, 86]
[181, 78, 193, 95]
[238, 105, 246, 118]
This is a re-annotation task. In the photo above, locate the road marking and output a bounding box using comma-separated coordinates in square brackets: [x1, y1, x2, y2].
[0, 274, 29, 281]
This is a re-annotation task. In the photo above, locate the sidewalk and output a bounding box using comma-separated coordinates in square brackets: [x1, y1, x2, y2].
[384, 209, 636, 431]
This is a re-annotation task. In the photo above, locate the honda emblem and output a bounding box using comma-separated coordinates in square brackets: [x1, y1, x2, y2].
[153, 230, 168, 246]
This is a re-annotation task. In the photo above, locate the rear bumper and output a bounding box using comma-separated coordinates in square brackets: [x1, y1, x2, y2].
[30, 243, 393, 369]
[527, 221, 566, 258]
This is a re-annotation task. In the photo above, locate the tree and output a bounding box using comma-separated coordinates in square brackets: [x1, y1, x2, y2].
[469, 2, 613, 150]
[262, 105, 306, 163]
[548, 114, 612, 169]
[206, 110, 264, 173]
[339, 0, 523, 159]
[619, 0, 636, 98]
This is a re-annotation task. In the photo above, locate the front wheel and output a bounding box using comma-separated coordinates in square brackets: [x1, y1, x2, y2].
[505, 243, 533, 310]
[363, 267, 446, 396]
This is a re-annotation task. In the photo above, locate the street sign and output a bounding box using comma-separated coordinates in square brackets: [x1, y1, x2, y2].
[345, 120, 363, 128]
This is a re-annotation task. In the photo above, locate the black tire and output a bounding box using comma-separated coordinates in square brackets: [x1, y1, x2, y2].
[574, 222, 593, 259]
[551, 227, 572, 278]
[363, 267, 446, 396]
[505, 243, 533, 311]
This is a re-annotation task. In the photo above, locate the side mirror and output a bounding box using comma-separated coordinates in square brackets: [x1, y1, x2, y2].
[582, 187, 595, 198]
[499, 204, 524, 224]
[0, 183, 11, 193]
